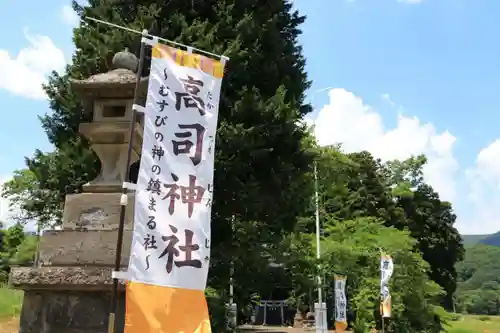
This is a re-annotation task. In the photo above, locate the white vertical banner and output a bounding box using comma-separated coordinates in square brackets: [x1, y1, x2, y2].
[334, 275, 347, 332]
[380, 251, 394, 318]
[127, 42, 226, 291]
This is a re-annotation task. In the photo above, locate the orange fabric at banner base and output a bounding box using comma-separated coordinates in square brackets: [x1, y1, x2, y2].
[380, 296, 392, 318]
[335, 322, 347, 332]
[125, 281, 212, 333]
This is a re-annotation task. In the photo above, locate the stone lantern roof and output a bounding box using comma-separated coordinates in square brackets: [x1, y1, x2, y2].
[70, 49, 149, 100]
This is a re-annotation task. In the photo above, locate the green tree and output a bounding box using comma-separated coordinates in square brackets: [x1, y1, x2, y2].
[2, 224, 25, 258]
[0, 223, 26, 282]
[384, 156, 464, 309]
[316, 148, 403, 229]
[0, 226, 6, 282]
[382, 155, 426, 198]
[0, 223, 4, 253]
[9, 235, 38, 266]
[276, 228, 316, 310]
[321, 217, 444, 333]
[316, 147, 463, 311]
[455, 244, 500, 315]
[2, 146, 99, 228]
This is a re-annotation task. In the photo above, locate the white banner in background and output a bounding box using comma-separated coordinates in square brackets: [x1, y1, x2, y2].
[380, 252, 394, 318]
[334, 275, 347, 332]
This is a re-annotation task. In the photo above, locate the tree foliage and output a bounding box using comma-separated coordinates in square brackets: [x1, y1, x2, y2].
[0, 224, 37, 283]
[455, 244, 500, 315]
[2, 224, 24, 259]
[384, 156, 464, 309]
[315, 147, 464, 311]
[321, 217, 444, 333]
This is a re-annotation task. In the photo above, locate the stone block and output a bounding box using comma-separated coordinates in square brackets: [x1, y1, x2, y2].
[18, 290, 125, 333]
[18, 292, 43, 333]
[62, 192, 136, 230]
[39, 230, 132, 267]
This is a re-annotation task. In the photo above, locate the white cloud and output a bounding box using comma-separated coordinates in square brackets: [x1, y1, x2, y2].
[398, 0, 425, 3]
[61, 5, 79, 26]
[0, 177, 16, 227]
[313, 88, 458, 203]
[0, 177, 39, 232]
[464, 140, 500, 234]
[381, 93, 396, 108]
[474, 140, 500, 181]
[348, 0, 424, 3]
[0, 29, 66, 100]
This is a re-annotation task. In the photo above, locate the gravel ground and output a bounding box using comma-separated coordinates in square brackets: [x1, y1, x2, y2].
[239, 325, 339, 332]
[0, 320, 343, 333]
[0, 318, 18, 333]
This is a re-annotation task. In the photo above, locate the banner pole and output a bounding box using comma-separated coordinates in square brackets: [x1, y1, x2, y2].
[380, 249, 384, 333]
[84, 16, 228, 60]
[106, 29, 149, 333]
[379, 248, 385, 333]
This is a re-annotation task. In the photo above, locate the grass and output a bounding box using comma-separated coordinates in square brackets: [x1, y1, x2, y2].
[446, 315, 500, 333]
[0, 285, 22, 319]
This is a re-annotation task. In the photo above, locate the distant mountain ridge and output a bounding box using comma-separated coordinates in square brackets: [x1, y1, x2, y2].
[462, 232, 500, 246]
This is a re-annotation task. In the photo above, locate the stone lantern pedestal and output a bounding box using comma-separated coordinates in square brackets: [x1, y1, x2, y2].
[10, 50, 148, 333]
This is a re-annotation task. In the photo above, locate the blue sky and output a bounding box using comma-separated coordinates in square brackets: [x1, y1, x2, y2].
[0, 0, 499, 234]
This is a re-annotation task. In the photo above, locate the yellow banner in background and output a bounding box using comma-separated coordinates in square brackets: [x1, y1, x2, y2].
[380, 295, 392, 319]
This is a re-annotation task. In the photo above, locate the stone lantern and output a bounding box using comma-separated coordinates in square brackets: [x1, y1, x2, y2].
[9, 49, 148, 333]
[74, 49, 146, 193]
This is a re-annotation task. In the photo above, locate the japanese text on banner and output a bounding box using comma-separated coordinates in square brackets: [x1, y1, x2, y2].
[380, 252, 394, 318]
[334, 275, 347, 332]
[127, 44, 225, 291]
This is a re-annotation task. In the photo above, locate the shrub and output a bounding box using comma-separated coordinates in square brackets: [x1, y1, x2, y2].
[206, 287, 229, 332]
[0, 284, 23, 318]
